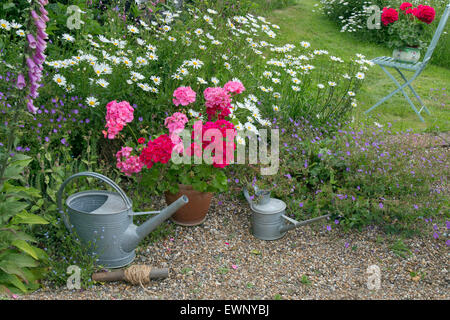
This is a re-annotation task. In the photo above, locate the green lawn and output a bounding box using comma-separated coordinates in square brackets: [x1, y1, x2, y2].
[267, 0, 450, 132]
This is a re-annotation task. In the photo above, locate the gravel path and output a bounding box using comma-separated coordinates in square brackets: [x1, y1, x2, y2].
[14, 194, 449, 300]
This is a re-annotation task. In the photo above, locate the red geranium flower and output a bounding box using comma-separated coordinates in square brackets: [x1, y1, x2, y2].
[188, 120, 237, 168]
[381, 7, 399, 26]
[414, 5, 435, 24]
[138, 137, 146, 144]
[400, 2, 413, 11]
[139, 134, 174, 168]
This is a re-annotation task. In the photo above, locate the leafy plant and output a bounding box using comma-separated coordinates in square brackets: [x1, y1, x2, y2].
[389, 239, 412, 258]
[383, 4, 436, 49]
[0, 153, 49, 295]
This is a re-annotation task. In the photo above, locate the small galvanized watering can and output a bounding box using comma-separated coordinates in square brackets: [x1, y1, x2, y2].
[57, 172, 188, 268]
[243, 187, 330, 240]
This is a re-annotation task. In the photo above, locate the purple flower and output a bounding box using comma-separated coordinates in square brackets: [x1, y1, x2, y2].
[379, 203, 383, 209]
[26, 34, 37, 49]
[16, 74, 26, 90]
[299, 202, 303, 208]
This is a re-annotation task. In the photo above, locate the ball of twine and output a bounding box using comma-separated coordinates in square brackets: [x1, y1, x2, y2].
[123, 265, 153, 286]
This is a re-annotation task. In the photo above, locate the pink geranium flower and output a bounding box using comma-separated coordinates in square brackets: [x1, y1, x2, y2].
[173, 86, 196, 106]
[103, 100, 134, 139]
[203, 87, 232, 120]
[223, 80, 245, 95]
[116, 146, 144, 176]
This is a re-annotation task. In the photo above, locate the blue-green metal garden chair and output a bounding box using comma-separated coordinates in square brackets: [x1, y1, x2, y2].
[365, 4, 450, 122]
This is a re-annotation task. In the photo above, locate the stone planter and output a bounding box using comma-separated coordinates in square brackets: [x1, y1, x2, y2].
[164, 184, 213, 226]
[393, 47, 421, 64]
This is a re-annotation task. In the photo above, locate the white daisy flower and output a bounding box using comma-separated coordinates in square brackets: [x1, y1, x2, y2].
[136, 56, 148, 66]
[0, 20, 11, 31]
[203, 15, 213, 23]
[10, 22, 22, 29]
[356, 72, 365, 80]
[161, 25, 171, 32]
[150, 76, 161, 85]
[172, 74, 183, 80]
[236, 136, 246, 146]
[96, 79, 109, 88]
[53, 74, 67, 87]
[130, 71, 145, 82]
[197, 77, 207, 85]
[300, 41, 310, 48]
[122, 58, 133, 67]
[211, 77, 220, 85]
[86, 97, 99, 107]
[189, 59, 204, 69]
[62, 33, 75, 42]
[146, 44, 157, 52]
[127, 25, 139, 34]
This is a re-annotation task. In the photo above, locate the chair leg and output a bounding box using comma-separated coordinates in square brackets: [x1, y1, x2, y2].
[395, 68, 431, 116]
[385, 68, 424, 122]
[366, 66, 425, 122]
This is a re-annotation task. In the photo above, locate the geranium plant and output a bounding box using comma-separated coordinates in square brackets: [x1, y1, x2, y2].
[382, 2, 436, 49]
[105, 81, 250, 195]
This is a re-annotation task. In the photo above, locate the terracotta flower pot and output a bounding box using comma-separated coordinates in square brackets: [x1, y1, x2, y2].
[164, 184, 213, 226]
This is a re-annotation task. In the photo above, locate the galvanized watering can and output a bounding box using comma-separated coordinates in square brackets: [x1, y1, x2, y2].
[57, 172, 188, 268]
[243, 187, 330, 240]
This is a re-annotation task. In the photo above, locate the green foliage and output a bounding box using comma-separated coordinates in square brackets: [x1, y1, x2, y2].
[141, 162, 229, 194]
[386, 18, 428, 49]
[389, 239, 411, 258]
[0, 153, 49, 295]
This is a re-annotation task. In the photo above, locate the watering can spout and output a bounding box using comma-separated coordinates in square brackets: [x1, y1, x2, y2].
[279, 213, 331, 234]
[121, 195, 189, 253]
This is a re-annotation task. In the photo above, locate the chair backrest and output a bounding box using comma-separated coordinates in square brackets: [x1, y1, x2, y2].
[422, 3, 450, 64]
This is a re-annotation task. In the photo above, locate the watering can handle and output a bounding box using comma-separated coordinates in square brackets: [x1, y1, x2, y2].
[243, 187, 253, 206]
[57, 171, 132, 230]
